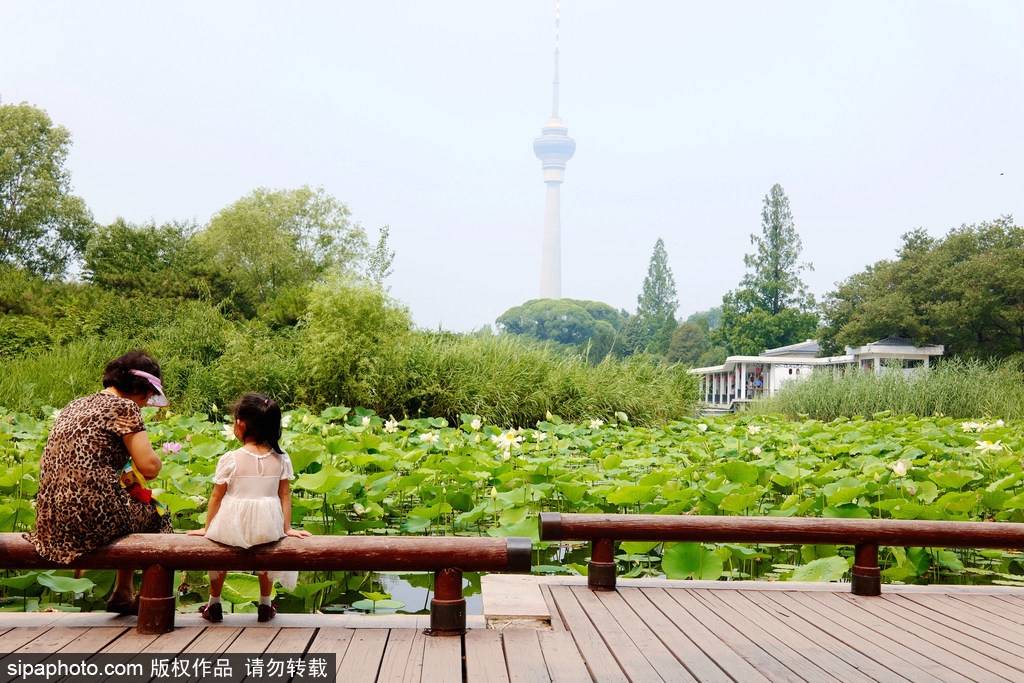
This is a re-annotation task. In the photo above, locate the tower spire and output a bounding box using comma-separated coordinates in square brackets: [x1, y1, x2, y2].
[552, 0, 560, 117]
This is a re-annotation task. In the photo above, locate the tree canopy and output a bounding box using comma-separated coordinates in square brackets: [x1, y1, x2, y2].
[820, 216, 1024, 357]
[623, 238, 678, 355]
[714, 184, 818, 355]
[496, 298, 627, 361]
[0, 103, 94, 277]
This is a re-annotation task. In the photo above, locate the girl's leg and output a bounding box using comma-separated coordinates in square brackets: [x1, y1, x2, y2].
[208, 571, 226, 601]
[257, 572, 273, 603]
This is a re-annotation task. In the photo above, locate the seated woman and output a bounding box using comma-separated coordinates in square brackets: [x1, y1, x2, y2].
[25, 350, 172, 613]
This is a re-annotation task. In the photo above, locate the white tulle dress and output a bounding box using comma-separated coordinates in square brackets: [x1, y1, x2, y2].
[205, 447, 297, 589]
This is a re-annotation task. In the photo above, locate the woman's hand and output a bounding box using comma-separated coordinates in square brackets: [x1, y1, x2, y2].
[187, 528, 207, 536]
[285, 528, 311, 538]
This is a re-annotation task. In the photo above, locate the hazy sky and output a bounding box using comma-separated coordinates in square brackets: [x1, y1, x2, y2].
[2, 1, 1022, 331]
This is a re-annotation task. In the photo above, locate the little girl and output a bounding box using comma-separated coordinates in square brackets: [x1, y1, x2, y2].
[188, 393, 310, 622]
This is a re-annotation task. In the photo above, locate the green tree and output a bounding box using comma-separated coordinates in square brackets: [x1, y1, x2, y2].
[0, 103, 94, 276]
[666, 321, 708, 365]
[715, 184, 818, 355]
[367, 225, 395, 288]
[625, 238, 678, 355]
[84, 219, 225, 299]
[819, 216, 1024, 357]
[199, 187, 369, 307]
[497, 298, 627, 362]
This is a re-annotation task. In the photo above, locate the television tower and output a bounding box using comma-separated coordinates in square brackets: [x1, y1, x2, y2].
[534, 0, 576, 299]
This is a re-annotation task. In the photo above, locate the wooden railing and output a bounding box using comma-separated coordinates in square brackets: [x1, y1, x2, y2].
[0, 533, 533, 635]
[538, 512, 1024, 594]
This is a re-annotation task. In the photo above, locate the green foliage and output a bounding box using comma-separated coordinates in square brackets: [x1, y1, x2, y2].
[714, 184, 818, 355]
[199, 186, 369, 310]
[0, 103, 94, 277]
[761, 357, 1024, 420]
[819, 217, 1024, 357]
[496, 298, 626, 362]
[625, 238, 678, 355]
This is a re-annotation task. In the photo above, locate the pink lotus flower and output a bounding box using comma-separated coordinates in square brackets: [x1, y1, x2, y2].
[162, 442, 182, 454]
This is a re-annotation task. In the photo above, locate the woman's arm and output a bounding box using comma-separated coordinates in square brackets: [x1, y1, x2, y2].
[123, 431, 162, 479]
[187, 484, 227, 536]
[279, 480, 310, 538]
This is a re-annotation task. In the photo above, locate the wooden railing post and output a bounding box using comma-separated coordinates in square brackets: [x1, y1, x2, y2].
[851, 543, 881, 596]
[429, 567, 465, 635]
[588, 538, 616, 591]
[137, 564, 175, 634]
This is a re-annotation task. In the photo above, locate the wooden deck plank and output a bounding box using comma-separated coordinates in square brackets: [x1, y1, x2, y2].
[15, 627, 91, 653]
[547, 585, 628, 683]
[0, 626, 55, 652]
[464, 630, 510, 683]
[889, 594, 1024, 657]
[264, 627, 316, 653]
[756, 591, 926, 683]
[538, 631, 594, 683]
[223, 626, 280, 653]
[688, 589, 841, 683]
[592, 590, 697, 682]
[377, 629, 419, 683]
[949, 594, 1024, 625]
[616, 588, 730, 683]
[779, 592, 968, 683]
[637, 588, 769, 683]
[421, 635, 461, 683]
[540, 585, 566, 631]
[810, 592, 1016, 682]
[906, 593, 1024, 642]
[503, 629, 551, 683]
[664, 589, 802, 683]
[569, 586, 664, 682]
[182, 626, 242, 654]
[307, 627, 355, 671]
[708, 589, 876, 683]
[336, 629, 389, 683]
[836, 593, 1024, 675]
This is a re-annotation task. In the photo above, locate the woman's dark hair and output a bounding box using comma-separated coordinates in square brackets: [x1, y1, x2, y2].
[233, 393, 283, 454]
[102, 350, 162, 398]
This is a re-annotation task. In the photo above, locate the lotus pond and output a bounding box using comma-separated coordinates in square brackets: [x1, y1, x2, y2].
[2, 405, 1023, 613]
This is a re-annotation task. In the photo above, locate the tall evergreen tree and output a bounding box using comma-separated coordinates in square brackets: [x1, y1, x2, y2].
[625, 238, 679, 354]
[714, 184, 818, 355]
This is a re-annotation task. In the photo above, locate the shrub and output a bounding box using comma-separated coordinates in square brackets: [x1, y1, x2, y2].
[761, 357, 1024, 420]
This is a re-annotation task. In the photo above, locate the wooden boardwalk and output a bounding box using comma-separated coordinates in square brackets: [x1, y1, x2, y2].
[2, 581, 1024, 681]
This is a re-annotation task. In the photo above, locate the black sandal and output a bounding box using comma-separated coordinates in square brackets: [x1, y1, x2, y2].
[199, 602, 223, 623]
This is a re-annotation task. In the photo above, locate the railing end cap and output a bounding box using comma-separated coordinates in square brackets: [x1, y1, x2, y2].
[505, 537, 534, 573]
[538, 512, 563, 541]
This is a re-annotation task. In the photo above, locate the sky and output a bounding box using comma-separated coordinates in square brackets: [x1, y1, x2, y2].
[2, 1, 1022, 331]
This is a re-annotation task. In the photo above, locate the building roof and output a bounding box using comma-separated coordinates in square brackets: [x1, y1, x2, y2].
[760, 339, 821, 357]
[871, 336, 915, 346]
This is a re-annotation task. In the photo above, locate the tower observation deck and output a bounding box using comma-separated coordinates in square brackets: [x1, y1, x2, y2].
[534, 0, 575, 299]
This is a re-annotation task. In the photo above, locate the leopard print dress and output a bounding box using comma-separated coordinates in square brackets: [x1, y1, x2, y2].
[25, 392, 172, 564]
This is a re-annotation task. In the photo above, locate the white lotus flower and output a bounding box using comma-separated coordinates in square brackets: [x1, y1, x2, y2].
[384, 417, 399, 433]
[905, 483, 918, 496]
[222, 423, 235, 441]
[419, 431, 439, 445]
[961, 421, 985, 433]
[281, 414, 293, 428]
[545, 411, 554, 421]
[890, 459, 910, 477]
[353, 503, 366, 515]
[995, 419, 1005, 427]
[489, 486, 498, 498]
[492, 430, 523, 450]
[975, 440, 1005, 453]
[51, 409, 61, 421]
[534, 431, 548, 442]
[589, 419, 605, 429]
[697, 423, 708, 433]
[747, 425, 762, 435]
[751, 446, 762, 456]
[501, 451, 511, 461]
[361, 416, 371, 427]
[470, 418, 482, 431]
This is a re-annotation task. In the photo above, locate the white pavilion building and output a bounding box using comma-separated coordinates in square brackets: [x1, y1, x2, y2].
[691, 337, 945, 409]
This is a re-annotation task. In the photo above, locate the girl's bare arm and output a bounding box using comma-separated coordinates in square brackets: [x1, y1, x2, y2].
[279, 479, 310, 537]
